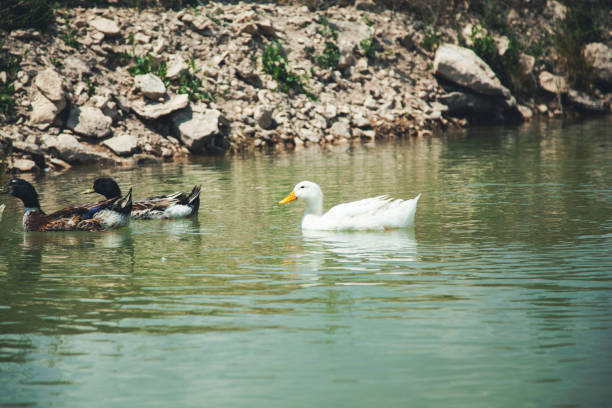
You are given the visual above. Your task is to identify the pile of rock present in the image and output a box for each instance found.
[0,0,610,173]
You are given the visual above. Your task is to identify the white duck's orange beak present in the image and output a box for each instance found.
[279,191,297,205]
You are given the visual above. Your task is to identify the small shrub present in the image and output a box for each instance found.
[422,24,440,52]
[305,17,340,70]
[359,35,384,60]
[263,39,314,99]
[553,3,601,90]
[0,41,22,122]
[128,54,167,82]
[61,17,81,49]
[177,58,214,103]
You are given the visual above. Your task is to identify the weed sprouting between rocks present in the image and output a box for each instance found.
[263,38,315,99]
[0,40,22,123]
[304,16,340,70]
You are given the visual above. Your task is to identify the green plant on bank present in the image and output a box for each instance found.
[553,3,601,90]
[0,40,22,122]
[363,13,373,28]
[0,140,13,180]
[304,16,340,70]
[61,16,81,49]
[177,57,214,103]
[263,38,315,99]
[127,54,167,82]
[422,24,440,52]
[360,35,384,60]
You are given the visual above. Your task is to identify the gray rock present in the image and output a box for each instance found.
[166,57,189,80]
[434,43,513,101]
[301,128,321,143]
[134,73,166,99]
[12,158,37,172]
[519,53,535,75]
[89,17,120,36]
[172,107,225,152]
[539,71,568,94]
[132,94,189,120]
[330,121,351,139]
[66,106,112,138]
[103,134,139,156]
[568,89,606,112]
[43,133,114,164]
[517,104,533,120]
[352,113,371,129]
[35,68,65,104]
[64,56,91,77]
[439,91,502,115]
[255,106,275,130]
[584,43,612,86]
[29,92,63,129]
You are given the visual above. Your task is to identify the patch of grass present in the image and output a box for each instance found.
[422,24,440,52]
[176,58,214,103]
[359,35,384,60]
[263,38,315,99]
[0,41,22,123]
[305,16,340,70]
[128,54,167,82]
[61,16,81,49]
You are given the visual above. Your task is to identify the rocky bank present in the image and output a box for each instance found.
[1,0,611,173]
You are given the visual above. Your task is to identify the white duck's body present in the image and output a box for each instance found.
[279,181,421,231]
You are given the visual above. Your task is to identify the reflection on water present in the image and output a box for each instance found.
[1,118,612,408]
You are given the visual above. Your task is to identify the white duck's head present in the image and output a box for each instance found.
[279,181,324,215]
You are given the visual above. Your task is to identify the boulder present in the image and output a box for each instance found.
[63,56,91,78]
[29,92,63,129]
[584,43,612,87]
[132,94,189,120]
[330,121,351,139]
[103,134,139,156]
[539,71,568,94]
[134,73,166,99]
[568,90,607,112]
[166,57,189,80]
[43,133,114,164]
[89,17,120,36]
[172,107,225,153]
[66,106,112,138]
[433,43,513,102]
[12,158,37,172]
[439,91,502,115]
[34,68,65,104]
[255,106,275,130]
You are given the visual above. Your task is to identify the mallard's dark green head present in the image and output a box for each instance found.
[6,178,41,209]
[93,178,122,199]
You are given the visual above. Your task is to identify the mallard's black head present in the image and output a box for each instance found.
[93,178,122,199]
[109,188,132,215]
[6,178,41,209]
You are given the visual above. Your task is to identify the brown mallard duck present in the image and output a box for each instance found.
[3,178,132,231]
[89,177,200,220]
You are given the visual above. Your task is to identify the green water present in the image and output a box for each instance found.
[1,118,611,407]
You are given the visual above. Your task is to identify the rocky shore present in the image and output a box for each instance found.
[1,0,611,173]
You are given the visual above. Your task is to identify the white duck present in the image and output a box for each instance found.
[278,181,421,231]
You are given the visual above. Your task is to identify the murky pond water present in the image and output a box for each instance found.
[1,118,611,407]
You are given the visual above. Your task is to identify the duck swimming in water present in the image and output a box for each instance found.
[279,181,421,231]
[88,177,200,220]
[4,178,132,231]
